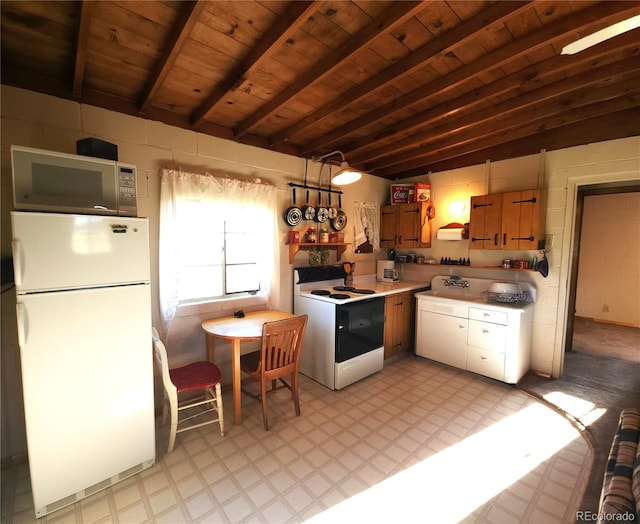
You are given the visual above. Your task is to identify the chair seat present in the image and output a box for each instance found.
[170,361,222,393]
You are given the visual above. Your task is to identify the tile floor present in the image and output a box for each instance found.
[2,355,592,523]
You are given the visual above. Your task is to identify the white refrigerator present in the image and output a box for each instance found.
[11,211,156,518]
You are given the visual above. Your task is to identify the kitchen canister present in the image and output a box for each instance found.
[306,228,317,243]
[319,228,329,243]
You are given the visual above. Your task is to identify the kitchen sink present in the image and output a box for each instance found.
[420,289,482,302]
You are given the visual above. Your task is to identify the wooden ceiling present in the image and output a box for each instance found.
[2,1,640,180]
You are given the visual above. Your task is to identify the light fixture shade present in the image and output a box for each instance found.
[561,14,640,55]
[331,161,362,185]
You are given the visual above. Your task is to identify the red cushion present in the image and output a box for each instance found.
[170,361,222,393]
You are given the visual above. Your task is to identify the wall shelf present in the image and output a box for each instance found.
[396,262,536,272]
[288,243,350,264]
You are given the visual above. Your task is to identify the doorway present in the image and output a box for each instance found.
[564,184,640,362]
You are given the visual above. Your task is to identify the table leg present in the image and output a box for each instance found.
[231,338,242,425]
[206,333,215,363]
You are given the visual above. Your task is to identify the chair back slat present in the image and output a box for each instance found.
[261,315,307,373]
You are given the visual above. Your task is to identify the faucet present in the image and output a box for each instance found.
[444,278,470,288]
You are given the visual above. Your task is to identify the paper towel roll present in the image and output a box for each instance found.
[437,228,464,241]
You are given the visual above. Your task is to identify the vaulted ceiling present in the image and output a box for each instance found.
[2,1,639,179]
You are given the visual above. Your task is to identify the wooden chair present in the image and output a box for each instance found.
[240,315,308,430]
[152,328,224,452]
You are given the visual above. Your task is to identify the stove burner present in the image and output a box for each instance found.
[333,286,355,291]
[329,293,351,299]
[353,289,375,294]
[310,289,331,296]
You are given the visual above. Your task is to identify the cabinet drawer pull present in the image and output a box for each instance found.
[482,329,489,334]
[494,233,498,246]
[481,356,488,361]
[459,325,465,329]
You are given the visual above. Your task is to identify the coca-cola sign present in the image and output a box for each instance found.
[390,184,412,204]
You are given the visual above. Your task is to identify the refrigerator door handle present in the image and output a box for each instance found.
[12,239,23,286]
[16,302,27,347]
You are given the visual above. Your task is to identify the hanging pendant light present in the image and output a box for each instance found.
[331,161,362,185]
[311,150,364,185]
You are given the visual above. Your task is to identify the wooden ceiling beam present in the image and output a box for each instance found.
[391,110,640,179]
[362,55,640,169]
[341,29,640,163]
[269,0,532,148]
[191,1,317,129]
[233,1,425,139]
[301,1,640,157]
[139,1,206,115]
[72,1,93,99]
[371,83,640,177]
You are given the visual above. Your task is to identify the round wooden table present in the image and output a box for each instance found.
[202,310,295,425]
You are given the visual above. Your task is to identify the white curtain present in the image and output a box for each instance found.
[354,201,380,252]
[159,167,279,334]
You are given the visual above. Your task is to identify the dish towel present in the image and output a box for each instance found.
[354,202,380,252]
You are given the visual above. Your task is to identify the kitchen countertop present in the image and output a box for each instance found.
[351,277,430,296]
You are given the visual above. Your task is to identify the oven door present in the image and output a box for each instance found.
[335,297,384,362]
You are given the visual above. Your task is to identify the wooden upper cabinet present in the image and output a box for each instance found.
[469,189,545,251]
[380,202,432,248]
[501,189,545,250]
[469,194,502,250]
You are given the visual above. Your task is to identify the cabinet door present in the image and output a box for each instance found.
[397,203,421,248]
[416,310,467,369]
[384,291,414,359]
[502,190,542,250]
[469,194,502,250]
[380,205,397,248]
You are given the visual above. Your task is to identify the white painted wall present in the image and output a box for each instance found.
[576,193,640,326]
[2,85,639,461]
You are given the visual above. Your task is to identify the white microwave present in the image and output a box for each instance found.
[11,145,137,217]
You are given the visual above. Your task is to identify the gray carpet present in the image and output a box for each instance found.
[519,351,640,515]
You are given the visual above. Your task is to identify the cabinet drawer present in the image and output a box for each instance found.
[467,347,505,382]
[468,320,507,352]
[469,307,508,325]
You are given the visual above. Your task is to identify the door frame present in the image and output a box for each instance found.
[557,177,640,377]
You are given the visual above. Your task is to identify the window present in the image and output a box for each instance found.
[159,168,279,331]
[177,213,260,303]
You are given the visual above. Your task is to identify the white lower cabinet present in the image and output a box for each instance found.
[415,295,532,384]
[416,310,467,369]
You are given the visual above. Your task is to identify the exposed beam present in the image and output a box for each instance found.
[233,1,425,139]
[191,1,317,129]
[363,56,640,169]
[139,1,206,115]
[333,29,640,162]
[301,1,640,157]
[390,110,640,179]
[72,1,93,99]
[372,83,640,177]
[268,1,532,147]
